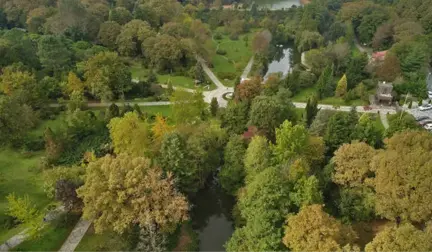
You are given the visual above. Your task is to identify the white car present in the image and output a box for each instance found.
[424,123,432,130]
[428,91,432,99]
[419,104,432,111]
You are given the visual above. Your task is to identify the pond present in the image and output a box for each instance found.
[254,0,300,10]
[264,43,300,81]
[191,175,235,251]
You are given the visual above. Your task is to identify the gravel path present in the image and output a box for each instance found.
[58,218,91,252]
[241,56,254,79]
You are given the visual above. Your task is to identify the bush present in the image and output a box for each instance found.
[216,72,237,80]
[22,135,45,152]
[214,32,222,40]
[216,49,227,55]
[343,89,358,103]
[229,32,239,40]
[2,215,20,230]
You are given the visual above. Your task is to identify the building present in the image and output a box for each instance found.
[376,82,393,105]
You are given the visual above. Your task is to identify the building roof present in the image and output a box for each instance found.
[372,51,388,61]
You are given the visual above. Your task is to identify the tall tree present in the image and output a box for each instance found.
[346,53,368,90]
[316,64,334,98]
[243,135,271,181]
[77,154,189,234]
[84,52,132,101]
[309,109,337,136]
[365,223,432,252]
[37,35,73,75]
[221,101,249,134]
[108,112,151,157]
[371,131,432,223]
[170,90,207,125]
[335,74,348,97]
[98,21,121,50]
[283,204,359,252]
[352,114,382,147]
[210,97,219,117]
[151,114,173,152]
[304,96,319,127]
[195,62,206,84]
[324,111,358,153]
[219,135,247,195]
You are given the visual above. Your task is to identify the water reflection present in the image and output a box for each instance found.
[254,0,300,10]
[191,176,235,251]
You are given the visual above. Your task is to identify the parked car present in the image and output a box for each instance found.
[419,119,432,126]
[416,116,430,122]
[424,123,432,130]
[419,104,432,111]
[428,91,432,99]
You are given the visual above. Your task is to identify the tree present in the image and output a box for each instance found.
[304,96,319,127]
[296,31,324,52]
[352,114,382,147]
[376,53,402,82]
[273,120,309,164]
[6,194,42,237]
[105,103,120,122]
[110,7,132,25]
[252,30,272,55]
[304,49,330,75]
[335,74,348,97]
[37,35,73,75]
[0,67,42,107]
[158,132,191,192]
[98,21,121,50]
[44,127,63,164]
[309,110,337,136]
[332,142,376,187]
[337,187,375,223]
[221,102,249,134]
[84,52,132,101]
[65,72,85,95]
[372,22,393,50]
[210,97,219,117]
[77,154,189,234]
[283,204,359,252]
[248,96,296,140]
[371,131,432,223]
[357,11,389,44]
[316,64,335,98]
[151,114,173,152]
[136,223,167,252]
[346,53,368,90]
[142,34,184,71]
[195,62,206,84]
[116,19,155,57]
[227,167,291,252]
[0,97,37,146]
[385,112,419,138]
[243,135,271,181]
[219,135,247,195]
[234,77,262,103]
[55,179,82,212]
[170,90,207,124]
[365,223,432,252]
[108,112,151,157]
[324,111,358,153]
[290,176,323,208]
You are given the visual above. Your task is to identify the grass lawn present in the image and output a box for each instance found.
[211,32,255,86]
[11,214,81,251]
[292,86,366,106]
[0,150,49,243]
[75,225,128,251]
[140,105,172,117]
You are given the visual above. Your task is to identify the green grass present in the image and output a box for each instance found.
[29,114,66,138]
[211,33,255,86]
[0,150,50,243]
[11,214,81,251]
[140,105,172,117]
[75,226,128,251]
[292,86,366,106]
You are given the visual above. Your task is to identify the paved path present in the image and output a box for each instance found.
[241,56,254,79]
[58,218,91,252]
[379,112,389,129]
[196,56,225,89]
[0,229,29,251]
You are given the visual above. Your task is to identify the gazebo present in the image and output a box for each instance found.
[376,82,393,105]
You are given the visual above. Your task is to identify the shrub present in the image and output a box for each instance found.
[216,49,227,55]
[214,32,223,40]
[216,72,237,80]
[229,32,239,40]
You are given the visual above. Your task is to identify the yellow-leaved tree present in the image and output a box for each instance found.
[108,112,151,157]
[151,114,173,152]
[335,74,347,97]
[77,154,189,234]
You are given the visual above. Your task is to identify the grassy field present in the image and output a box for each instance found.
[292,86,366,106]
[75,226,128,251]
[211,33,255,86]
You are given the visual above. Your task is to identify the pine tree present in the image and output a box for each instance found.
[105,103,120,122]
[316,64,334,99]
[335,74,348,97]
[304,96,320,127]
[210,97,219,116]
[44,127,63,164]
[195,62,206,84]
[166,80,174,96]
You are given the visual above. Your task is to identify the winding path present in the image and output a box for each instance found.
[241,56,254,80]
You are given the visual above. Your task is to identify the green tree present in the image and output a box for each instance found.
[290,175,323,208]
[337,187,375,223]
[346,53,369,90]
[335,74,348,97]
[316,64,335,98]
[170,90,207,125]
[37,35,73,75]
[6,194,42,237]
[365,223,432,252]
[227,167,291,252]
[371,131,432,223]
[84,52,132,101]
[243,135,271,181]
[142,34,184,71]
[324,111,358,152]
[195,62,206,84]
[108,112,151,157]
[219,135,247,195]
[110,7,132,25]
[248,95,296,140]
[105,103,120,122]
[283,204,359,252]
[304,96,319,127]
[98,21,122,50]
[385,112,419,138]
[116,19,155,56]
[273,120,309,164]
[353,114,382,147]
[309,109,337,136]
[77,154,189,234]
[332,142,376,187]
[44,127,63,164]
[210,97,219,117]
[221,102,249,134]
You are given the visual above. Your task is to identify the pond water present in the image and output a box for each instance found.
[264,43,301,80]
[254,0,301,10]
[191,175,235,251]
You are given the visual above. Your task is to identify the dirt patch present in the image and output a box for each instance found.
[353,219,391,249]
[173,225,193,251]
[300,0,311,4]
